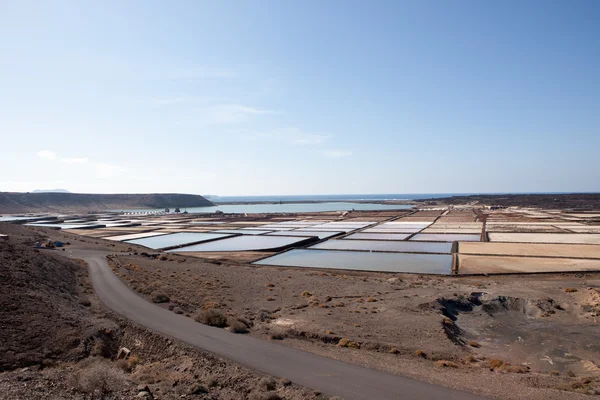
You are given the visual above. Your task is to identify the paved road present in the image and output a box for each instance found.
[74,250,486,400]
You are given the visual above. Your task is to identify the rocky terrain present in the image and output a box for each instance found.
[0,192,214,213]
[417,193,600,209]
[0,224,323,400]
[106,247,600,399]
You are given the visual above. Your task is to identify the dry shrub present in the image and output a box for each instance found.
[90,338,112,358]
[266,283,275,288]
[338,338,359,349]
[151,292,170,303]
[489,359,529,373]
[389,347,400,354]
[565,288,578,293]
[229,319,250,334]
[70,359,128,397]
[436,360,459,368]
[195,309,228,327]
[266,297,275,301]
[279,377,291,386]
[366,297,377,302]
[489,359,504,370]
[468,340,481,348]
[127,355,141,371]
[301,291,312,297]
[415,350,427,358]
[269,328,287,340]
[249,392,282,400]
[465,355,478,363]
[257,376,277,391]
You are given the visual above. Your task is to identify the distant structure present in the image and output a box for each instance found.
[165,207,170,213]
[174,207,181,213]
[485,205,506,210]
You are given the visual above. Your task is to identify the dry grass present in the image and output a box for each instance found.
[436,360,459,368]
[489,359,529,373]
[70,359,128,397]
[256,376,277,391]
[565,288,578,293]
[467,340,481,348]
[338,338,359,349]
[269,328,287,340]
[415,349,427,358]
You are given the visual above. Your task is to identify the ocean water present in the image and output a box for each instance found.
[118,202,412,214]
[208,193,461,203]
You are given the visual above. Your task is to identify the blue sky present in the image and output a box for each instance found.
[1,0,599,195]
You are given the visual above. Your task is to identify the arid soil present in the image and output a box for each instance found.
[417,193,600,210]
[0,223,326,400]
[105,248,600,399]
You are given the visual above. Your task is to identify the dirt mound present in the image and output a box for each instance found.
[0,191,214,213]
[0,238,112,371]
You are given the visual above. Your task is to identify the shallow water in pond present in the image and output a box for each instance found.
[254,249,453,274]
[311,239,452,253]
[125,232,232,249]
[169,235,313,252]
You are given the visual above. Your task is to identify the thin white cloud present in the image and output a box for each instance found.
[240,127,330,145]
[168,66,237,80]
[292,134,329,145]
[321,150,353,158]
[37,150,56,160]
[61,157,88,164]
[95,163,127,179]
[155,97,193,105]
[203,104,274,124]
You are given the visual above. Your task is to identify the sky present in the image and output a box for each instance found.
[1,0,599,196]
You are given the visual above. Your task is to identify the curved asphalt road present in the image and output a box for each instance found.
[74,250,486,400]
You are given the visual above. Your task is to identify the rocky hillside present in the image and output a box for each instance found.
[0,227,113,371]
[0,192,214,213]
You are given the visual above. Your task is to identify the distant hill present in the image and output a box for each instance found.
[0,192,214,213]
[32,189,71,193]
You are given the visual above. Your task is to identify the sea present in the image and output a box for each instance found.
[120,194,460,214]
[208,193,462,203]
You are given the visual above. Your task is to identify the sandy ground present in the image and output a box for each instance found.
[458,255,600,274]
[489,233,600,245]
[459,242,600,259]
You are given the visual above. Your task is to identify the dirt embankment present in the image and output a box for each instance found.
[0,192,214,213]
[0,224,322,400]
